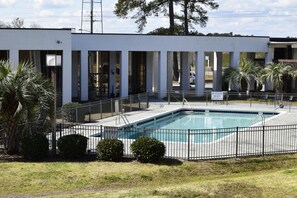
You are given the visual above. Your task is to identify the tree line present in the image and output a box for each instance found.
[0,18,41,28]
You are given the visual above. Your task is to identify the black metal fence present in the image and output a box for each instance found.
[54,123,297,160]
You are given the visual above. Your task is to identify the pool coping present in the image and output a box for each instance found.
[96,102,291,128]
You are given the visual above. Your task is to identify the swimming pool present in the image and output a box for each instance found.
[118,110,276,143]
[136,110,274,129]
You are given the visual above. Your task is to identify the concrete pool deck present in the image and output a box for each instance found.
[56,102,297,160]
[95,102,297,127]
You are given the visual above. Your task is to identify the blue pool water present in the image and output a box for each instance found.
[137,111,273,129]
[117,110,275,143]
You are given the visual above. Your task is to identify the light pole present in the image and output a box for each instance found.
[46,54,61,156]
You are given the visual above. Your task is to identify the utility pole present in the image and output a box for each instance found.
[81,0,103,33]
[90,0,94,33]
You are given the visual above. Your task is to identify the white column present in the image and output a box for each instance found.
[152,52,159,92]
[109,51,117,97]
[265,47,274,64]
[230,51,240,69]
[10,49,19,70]
[213,52,222,91]
[62,49,72,104]
[72,51,79,98]
[120,50,129,97]
[180,52,190,92]
[80,50,89,101]
[158,51,167,98]
[195,51,205,96]
[146,51,153,93]
[167,51,173,92]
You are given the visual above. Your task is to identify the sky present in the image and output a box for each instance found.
[0,0,297,37]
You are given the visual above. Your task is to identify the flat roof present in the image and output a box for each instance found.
[72,32,269,38]
[0,28,72,31]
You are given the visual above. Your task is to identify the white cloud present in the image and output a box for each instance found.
[31,0,76,8]
[0,0,296,37]
[0,0,15,6]
[39,10,54,17]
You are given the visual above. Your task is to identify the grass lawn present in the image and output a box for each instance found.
[1,154,297,197]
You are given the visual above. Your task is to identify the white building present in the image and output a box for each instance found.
[0,28,297,105]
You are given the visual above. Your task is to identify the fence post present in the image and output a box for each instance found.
[51,121,56,156]
[100,100,102,119]
[75,106,78,123]
[236,127,239,158]
[59,123,62,139]
[168,91,170,105]
[61,108,64,124]
[100,125,103,140]
[206,92,208,106]
[187,129,190,161]
[262,125,265,156]
[88,102,91,122]
[138,93,141,109]
[249,92,252,107]
[130,95,132,112]
[146,92,149,108]
[111,98,114,116]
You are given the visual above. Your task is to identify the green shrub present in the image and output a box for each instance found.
[57,134,88,159]
[21,133,49,161]
[130,136,165,163]
[96,139,124,161]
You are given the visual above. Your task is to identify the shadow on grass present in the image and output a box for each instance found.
[0,152,183,166]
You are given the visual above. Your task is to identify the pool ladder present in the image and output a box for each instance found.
[115,113,130,126]
[252,113,265,126]
[182,98,194,112]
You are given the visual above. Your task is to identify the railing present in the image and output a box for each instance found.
[54,90,297,125]
[115,113,130,126]
[52,123,297,160]
[182,97,193,111]
[165,90,296,109]
[1,122,297,160]
[57,92,149,124]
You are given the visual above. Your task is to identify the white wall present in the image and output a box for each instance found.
[0,29,73,104]
[0,29,273,103]
[72,34,270,53]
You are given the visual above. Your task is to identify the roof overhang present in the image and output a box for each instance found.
[269,42,297,48]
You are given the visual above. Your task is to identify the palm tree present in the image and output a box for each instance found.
[261,62,296,93]
[0,61,54,154]
[223,58,262,92]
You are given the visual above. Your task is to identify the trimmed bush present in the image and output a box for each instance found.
[57,134,88,159]
[21,133,49,161]
[131,136,166,163]
[96,139,124,161]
